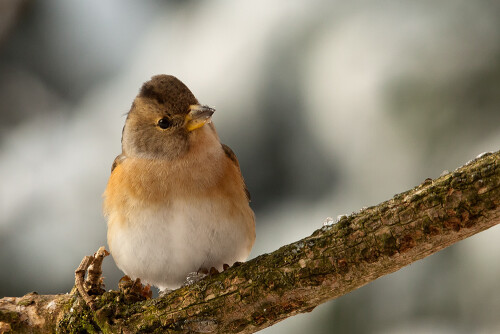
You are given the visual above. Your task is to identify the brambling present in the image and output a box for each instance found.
[103,75,255,291]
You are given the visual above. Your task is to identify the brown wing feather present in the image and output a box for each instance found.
[222,144,251,202]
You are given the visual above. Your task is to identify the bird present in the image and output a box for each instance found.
[103,75,255,291]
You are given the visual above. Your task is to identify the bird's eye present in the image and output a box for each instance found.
[157,117,172,129]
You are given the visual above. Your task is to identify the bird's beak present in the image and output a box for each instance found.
[185,104,215,132]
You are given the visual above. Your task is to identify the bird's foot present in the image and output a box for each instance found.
[198,266,220,276]
[74,246,110,310]
[118,275,152,301]
[222,261,242,271]
[232,261,243,268]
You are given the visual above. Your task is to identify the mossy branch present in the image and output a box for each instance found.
[1,151,499,333]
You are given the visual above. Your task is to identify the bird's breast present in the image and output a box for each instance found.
[104,158,255,288]
[103,153,255,267]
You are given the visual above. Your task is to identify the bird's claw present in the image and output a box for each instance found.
[74,246,109,310]
[118,275,152,301]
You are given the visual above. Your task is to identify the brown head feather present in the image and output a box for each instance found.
[138,75,198,115]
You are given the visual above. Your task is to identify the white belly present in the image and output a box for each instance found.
[107,198,252,290]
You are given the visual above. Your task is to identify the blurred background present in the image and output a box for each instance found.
[1,0,500,333]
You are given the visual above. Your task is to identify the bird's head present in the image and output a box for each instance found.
[122,75,216,159]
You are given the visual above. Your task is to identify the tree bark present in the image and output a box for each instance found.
[1,151,499,334]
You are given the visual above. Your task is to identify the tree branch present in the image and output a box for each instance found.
[1,151,499,333]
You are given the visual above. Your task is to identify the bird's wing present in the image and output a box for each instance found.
[222,144,251,202]
[110,154,126,173]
